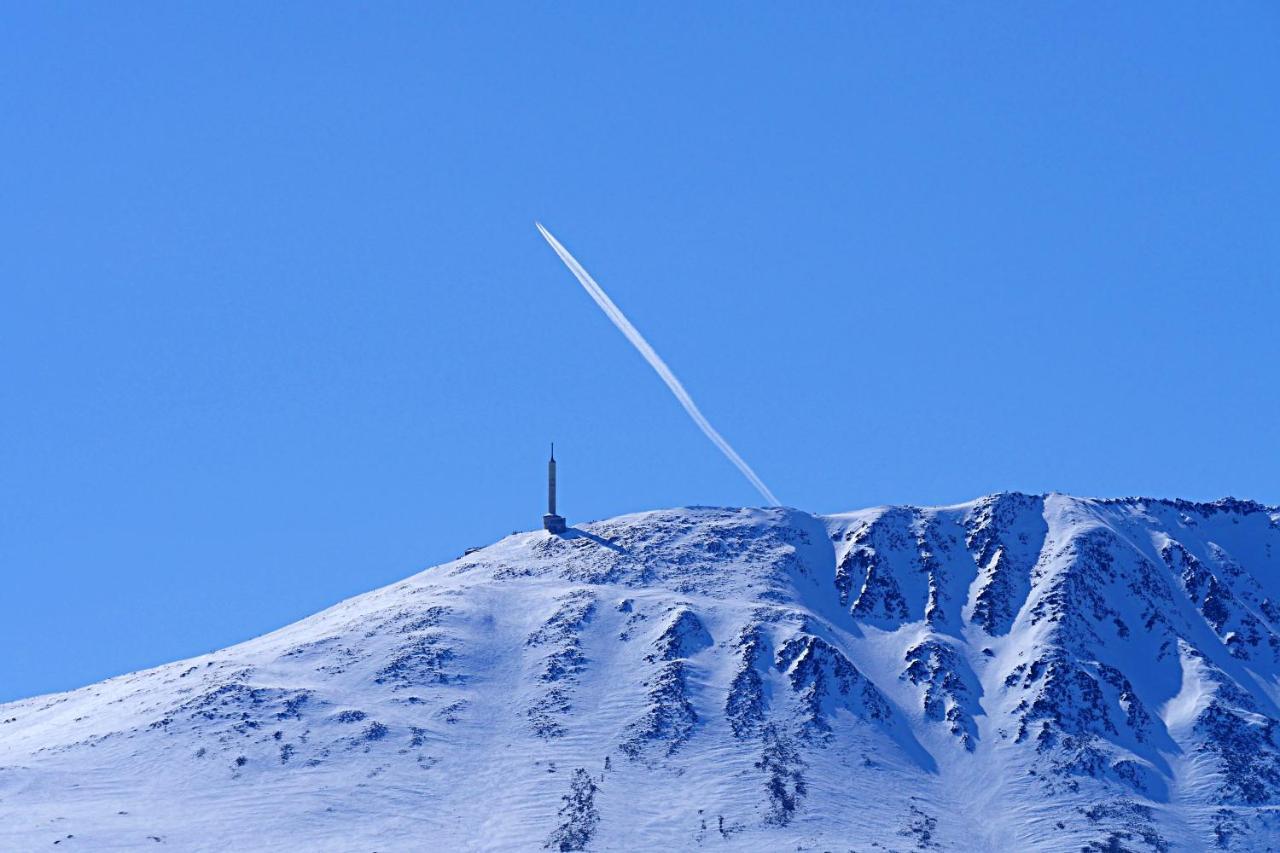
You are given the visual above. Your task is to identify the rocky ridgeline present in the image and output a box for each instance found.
[2,494,1279,850]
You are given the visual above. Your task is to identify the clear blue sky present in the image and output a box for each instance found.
[2,4,1277,702]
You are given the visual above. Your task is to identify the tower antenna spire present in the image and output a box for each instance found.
[543,443,566,535]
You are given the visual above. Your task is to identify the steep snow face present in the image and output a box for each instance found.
[3,497,1280,851]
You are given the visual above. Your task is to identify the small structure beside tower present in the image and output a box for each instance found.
[543,443,567,534]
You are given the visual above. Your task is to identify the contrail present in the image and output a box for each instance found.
[536,223,780,507]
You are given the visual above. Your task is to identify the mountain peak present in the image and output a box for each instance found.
[3,494,1279,849]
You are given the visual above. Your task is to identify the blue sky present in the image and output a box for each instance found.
[2,4,1277,702]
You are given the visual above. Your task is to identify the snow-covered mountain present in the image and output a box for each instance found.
[4,494,1280,851]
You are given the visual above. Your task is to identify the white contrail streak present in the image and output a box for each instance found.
[536,223,780,507]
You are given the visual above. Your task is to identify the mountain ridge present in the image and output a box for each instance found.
[3,493,1279,851]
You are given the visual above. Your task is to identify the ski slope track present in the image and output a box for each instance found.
[4,494,1280,851]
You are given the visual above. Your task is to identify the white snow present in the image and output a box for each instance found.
[2,495,1279,850]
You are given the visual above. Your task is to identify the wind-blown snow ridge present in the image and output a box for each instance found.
[3,493,1280,851]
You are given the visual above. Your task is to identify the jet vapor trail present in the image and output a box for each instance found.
[536,223,781,507]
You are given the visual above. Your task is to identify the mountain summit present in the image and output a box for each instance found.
[3,494,1279,850]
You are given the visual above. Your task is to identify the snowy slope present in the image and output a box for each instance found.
[3,494,1280,851]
